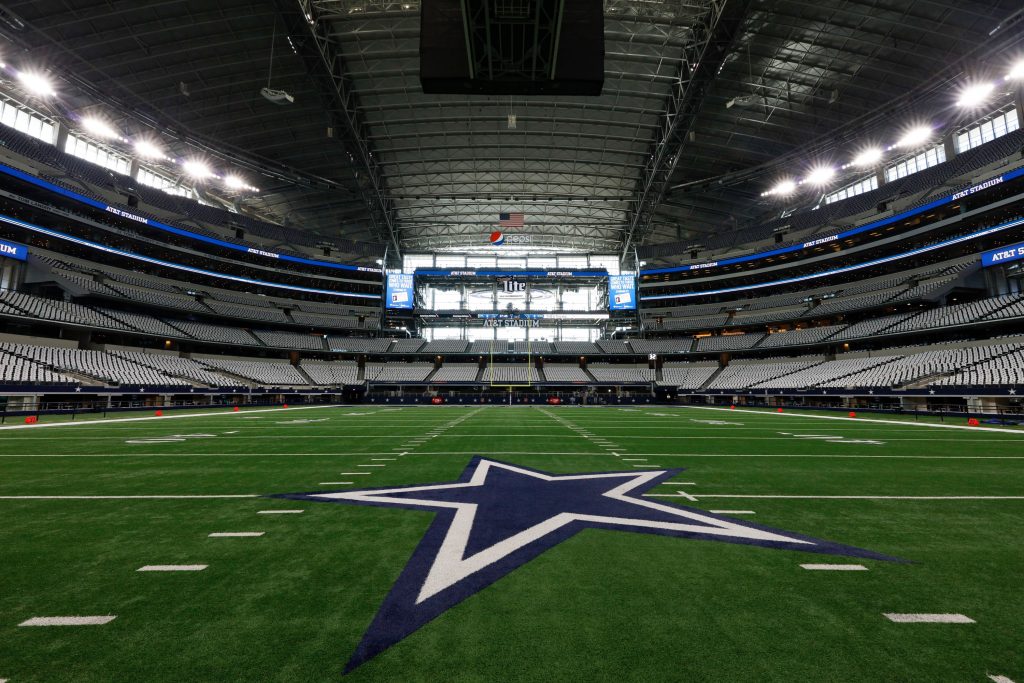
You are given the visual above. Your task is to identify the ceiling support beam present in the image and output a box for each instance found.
[621,0,754,260]
[277,0,401,258]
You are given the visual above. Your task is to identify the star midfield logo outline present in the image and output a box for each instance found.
[274,457,903,672]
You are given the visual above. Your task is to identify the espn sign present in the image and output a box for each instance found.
[0,239,27,261]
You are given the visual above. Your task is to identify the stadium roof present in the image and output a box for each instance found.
[4,0,1023,257]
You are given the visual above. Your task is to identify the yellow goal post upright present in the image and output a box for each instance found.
[488,338,534,397]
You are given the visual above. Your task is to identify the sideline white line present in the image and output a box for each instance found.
[709,510,756,515]
[19,616,115,626]
[0,404,347,431]
[319,482,353,485]
[800,564,868,571]
[257,509,303,514]
[339,472,373,475]
[0,494,259,499]
[883,613,974,623]
[208,532,264,537]
[677,490,698,502]
[988,675,1016,683]
[138,565,207,572]
[5,451,1023,459]
[685,405,1024,434]
[645,494,1024,500]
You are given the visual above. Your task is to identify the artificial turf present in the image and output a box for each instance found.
[0,404,1021,681]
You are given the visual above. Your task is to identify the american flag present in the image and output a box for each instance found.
[499,212,524,228]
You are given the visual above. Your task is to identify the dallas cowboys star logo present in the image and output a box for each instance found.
[274,458,902,672]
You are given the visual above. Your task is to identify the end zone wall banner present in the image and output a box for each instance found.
[0,238,28,261]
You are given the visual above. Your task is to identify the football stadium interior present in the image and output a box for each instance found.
[2,0,1024,680]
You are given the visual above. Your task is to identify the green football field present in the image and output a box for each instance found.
[1,404,1022,682]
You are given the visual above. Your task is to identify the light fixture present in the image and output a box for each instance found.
[895,126,931,148]
[1007,60,1024,80]
[224,175,246,189]
[17,70,54,97]
[134,139,163,159]
[81,116,117,139]
[767,179,797,196]
[804,166,836,186]
[956,81,995,108]
[183,160,212,179]
[850,147,883,167]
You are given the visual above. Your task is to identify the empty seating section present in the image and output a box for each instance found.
[50,270,121,296]
[205,299,289,323]
[541,364,591,382]
[110,351,245,386]
[0,346,77,384]
[107,283,210,313]
[105,271,182,293]
[514,340,551,354]
[587,364,655,383]
[660,314,729,331]
[205,290,279,308]
[820,345,1019,387]
[830,313,917,340]
[389,339,426,353]
[431,363,480,382]
[0,291,133,330]
[469,340,499,353]
[887,296,1022,333]
[289,311,362,329]
[659,363,718,389]
[96,308,184,337]
[326,336,392,353]
[198,358,307,385]
[753,357,898,389]
[729,308,808,326]
[694,333,764,352]
[706,359,824,390]
[252,330,326,350]
[889,276,958,303]
[759,325,845,348]
[553,341,599,355]
[300,361,360,385]
[983,297,1024,321]
[596,340,633,354]
[2,343,184,386]
[628,338,692,354]
[166,321,260,346]
[936,347,1024,386]
[804,292,899,317]
[484,364,538,383]
[365,362,433,382]
[422,339,470,354]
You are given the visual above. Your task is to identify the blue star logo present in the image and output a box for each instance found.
[275,458,902,672]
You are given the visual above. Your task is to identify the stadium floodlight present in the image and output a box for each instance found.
[895,125,931,148]
[1008,60,1024,80]
[183,160,212,179]
[134,139,163,159]
[765,179,796,196]
[81,116,117,139]
[850,147,883,167]
[17,70,54,97]
[224,175,246,189]
[956,81,995,108]
[804,166,836,186]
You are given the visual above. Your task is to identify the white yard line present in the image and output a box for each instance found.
[801,564,868,571]
[684,405,1024,434]
[208,532,264,538]
[0,404,346,431]
[5,452,1024,459]
[257,509,303,514]
[19,616,116,626]
[137,565,207,572]
[883,613,975,623]
[709,510,756,515]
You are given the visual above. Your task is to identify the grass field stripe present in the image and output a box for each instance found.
[0,404,348,431]
[372,458,397,461]
[800,564,868,571]
[680,495,1024,500]
[621,458,647,461]
[319,482,354,485]
[988,675,1016,683]
[10,452,1024,460]
[208,532,265,537]
[632,464,660,468]
[340,472,373,475]
[709,510,756,515]
[137,565,207,572]
[358,464,387,467]
[19,616,116,626]
[257,509,303,514]
[686,405,1024,434]
[883,613,975,623]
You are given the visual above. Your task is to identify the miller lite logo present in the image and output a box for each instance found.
[499,278,526,293]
